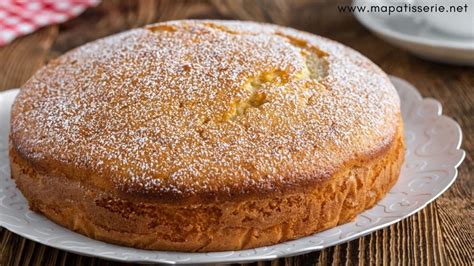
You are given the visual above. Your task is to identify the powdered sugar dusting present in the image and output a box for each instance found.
[11,20,400,201]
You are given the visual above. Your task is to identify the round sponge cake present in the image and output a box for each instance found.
[9,20,404,251]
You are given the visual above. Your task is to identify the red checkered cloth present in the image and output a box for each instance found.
[0,0,100,46]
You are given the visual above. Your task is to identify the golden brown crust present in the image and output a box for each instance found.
[10,122,404,251]
[10,20,401,204]
[9,20,405,251]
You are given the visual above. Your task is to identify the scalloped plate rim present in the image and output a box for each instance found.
[0,76,466,264]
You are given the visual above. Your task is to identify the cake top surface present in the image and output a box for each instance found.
[11,20,400,203]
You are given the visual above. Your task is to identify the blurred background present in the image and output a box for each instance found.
[1,0,473,89]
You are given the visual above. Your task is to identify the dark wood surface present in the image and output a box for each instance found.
[0,1,472,265]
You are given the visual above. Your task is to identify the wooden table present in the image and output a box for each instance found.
[0,1,472,265]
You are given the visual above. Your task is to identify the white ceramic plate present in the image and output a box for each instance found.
[353,0,474,66]
[0,76,465,264]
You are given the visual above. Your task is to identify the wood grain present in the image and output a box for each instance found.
[0,0,472,265]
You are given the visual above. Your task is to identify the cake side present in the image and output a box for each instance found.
[9,119,404,252]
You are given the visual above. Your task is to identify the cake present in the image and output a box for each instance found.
[9,20,404,251]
